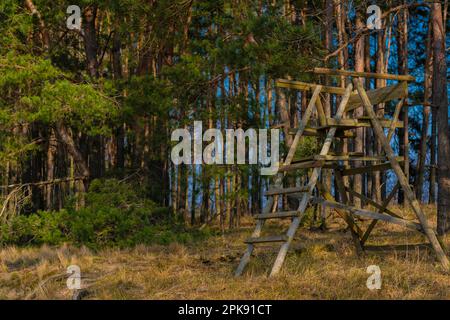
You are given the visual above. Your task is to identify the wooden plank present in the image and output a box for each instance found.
[387,98,405,142]
[278,161,323,172]
[245,236,288,244]
[319,200,424,232]
[334,170,364,254]
[265,186,309,197]
[360,183,400,245]
[289,127,356,138]
[317,182,364,238]
[346,82,408,111]
[236,82,322,276]
[270,84,354,277]
[340,161,404,176]
[314,155,404,162]
[353,78,450,269]
[315,96,327,126]
[276,79,347,95]
[345,187,401,219]
[255,212,299,220]
[320,118,404,129]
[294,153,381,164]
[235,176,280,276]
[313,68,416,82]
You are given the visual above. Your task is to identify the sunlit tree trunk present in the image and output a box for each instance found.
[431,2,450,235]
[417,19,433,202]
[396,4,409,205]
[353,14,365,208]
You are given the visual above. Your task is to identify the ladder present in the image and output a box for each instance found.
[235,83,354,277]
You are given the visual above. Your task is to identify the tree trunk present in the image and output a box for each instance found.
[431,3,450,235]
[46,129,57,210]
[353,14,365,208]
[375,24,387,203]
[417,19,433,202]
[83,6,99,78]
[397,4,409,205]
[24,0,50,50]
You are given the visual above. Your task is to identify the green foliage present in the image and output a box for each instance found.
[0,53,118,169]
[0,179,211,248]
[293,136,320,160]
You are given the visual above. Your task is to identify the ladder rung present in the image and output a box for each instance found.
[255,211,299,220]
[265,186,309,197]
[245,235,288,244]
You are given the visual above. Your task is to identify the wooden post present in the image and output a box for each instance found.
[334,170,363,254]
[360,183,400,245]
[354,78,450,270]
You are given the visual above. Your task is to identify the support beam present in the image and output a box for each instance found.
[313,67,416,82]
[318,200,424,233]
[276,79,347,95]
[360,183,400,245]
[334,170,364,254]
[318,182,363,237]
[345,186,401,219]
[321,118,404,129]
[346,82,408,111]
[353,78,450,270]
[340,161,404,176]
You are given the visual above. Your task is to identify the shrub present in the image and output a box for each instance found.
[0,179,211,248]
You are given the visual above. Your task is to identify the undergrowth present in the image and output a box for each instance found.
[0,179,212,248]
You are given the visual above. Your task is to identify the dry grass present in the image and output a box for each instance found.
[1,205,449,300]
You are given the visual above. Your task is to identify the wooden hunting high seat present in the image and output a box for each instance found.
[235,68,450,277]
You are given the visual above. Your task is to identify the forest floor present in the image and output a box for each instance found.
[1,205,450,300]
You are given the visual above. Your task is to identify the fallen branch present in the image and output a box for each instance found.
[0,177,88,190]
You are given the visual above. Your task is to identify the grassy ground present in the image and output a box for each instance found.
[1,205,449,300]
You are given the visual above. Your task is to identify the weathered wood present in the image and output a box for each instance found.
[346,82,408,111]
[334,170,364,254]
[265,187,309,197]
[318,182,364,237]
[315,97,327,126]
[276,78,409,112]
[245,235,288,244]
[319,200,424,232]
[270,84,354,277]
[284,86,322,165]
[354,78,450,269]
[293,154,404,164]
[345,186,401,219]
[313,67,416,82]
[289,128,356,138]
[236,84,321,276]
[235,172,284,276]
[314,155,404,162]
[320,118,404,129]
[387,98,405,142]
[340,161,404,176]
[276,79,347,95]
[278,161,323,172]
[360,184,400,245]
[255,212,299,220]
